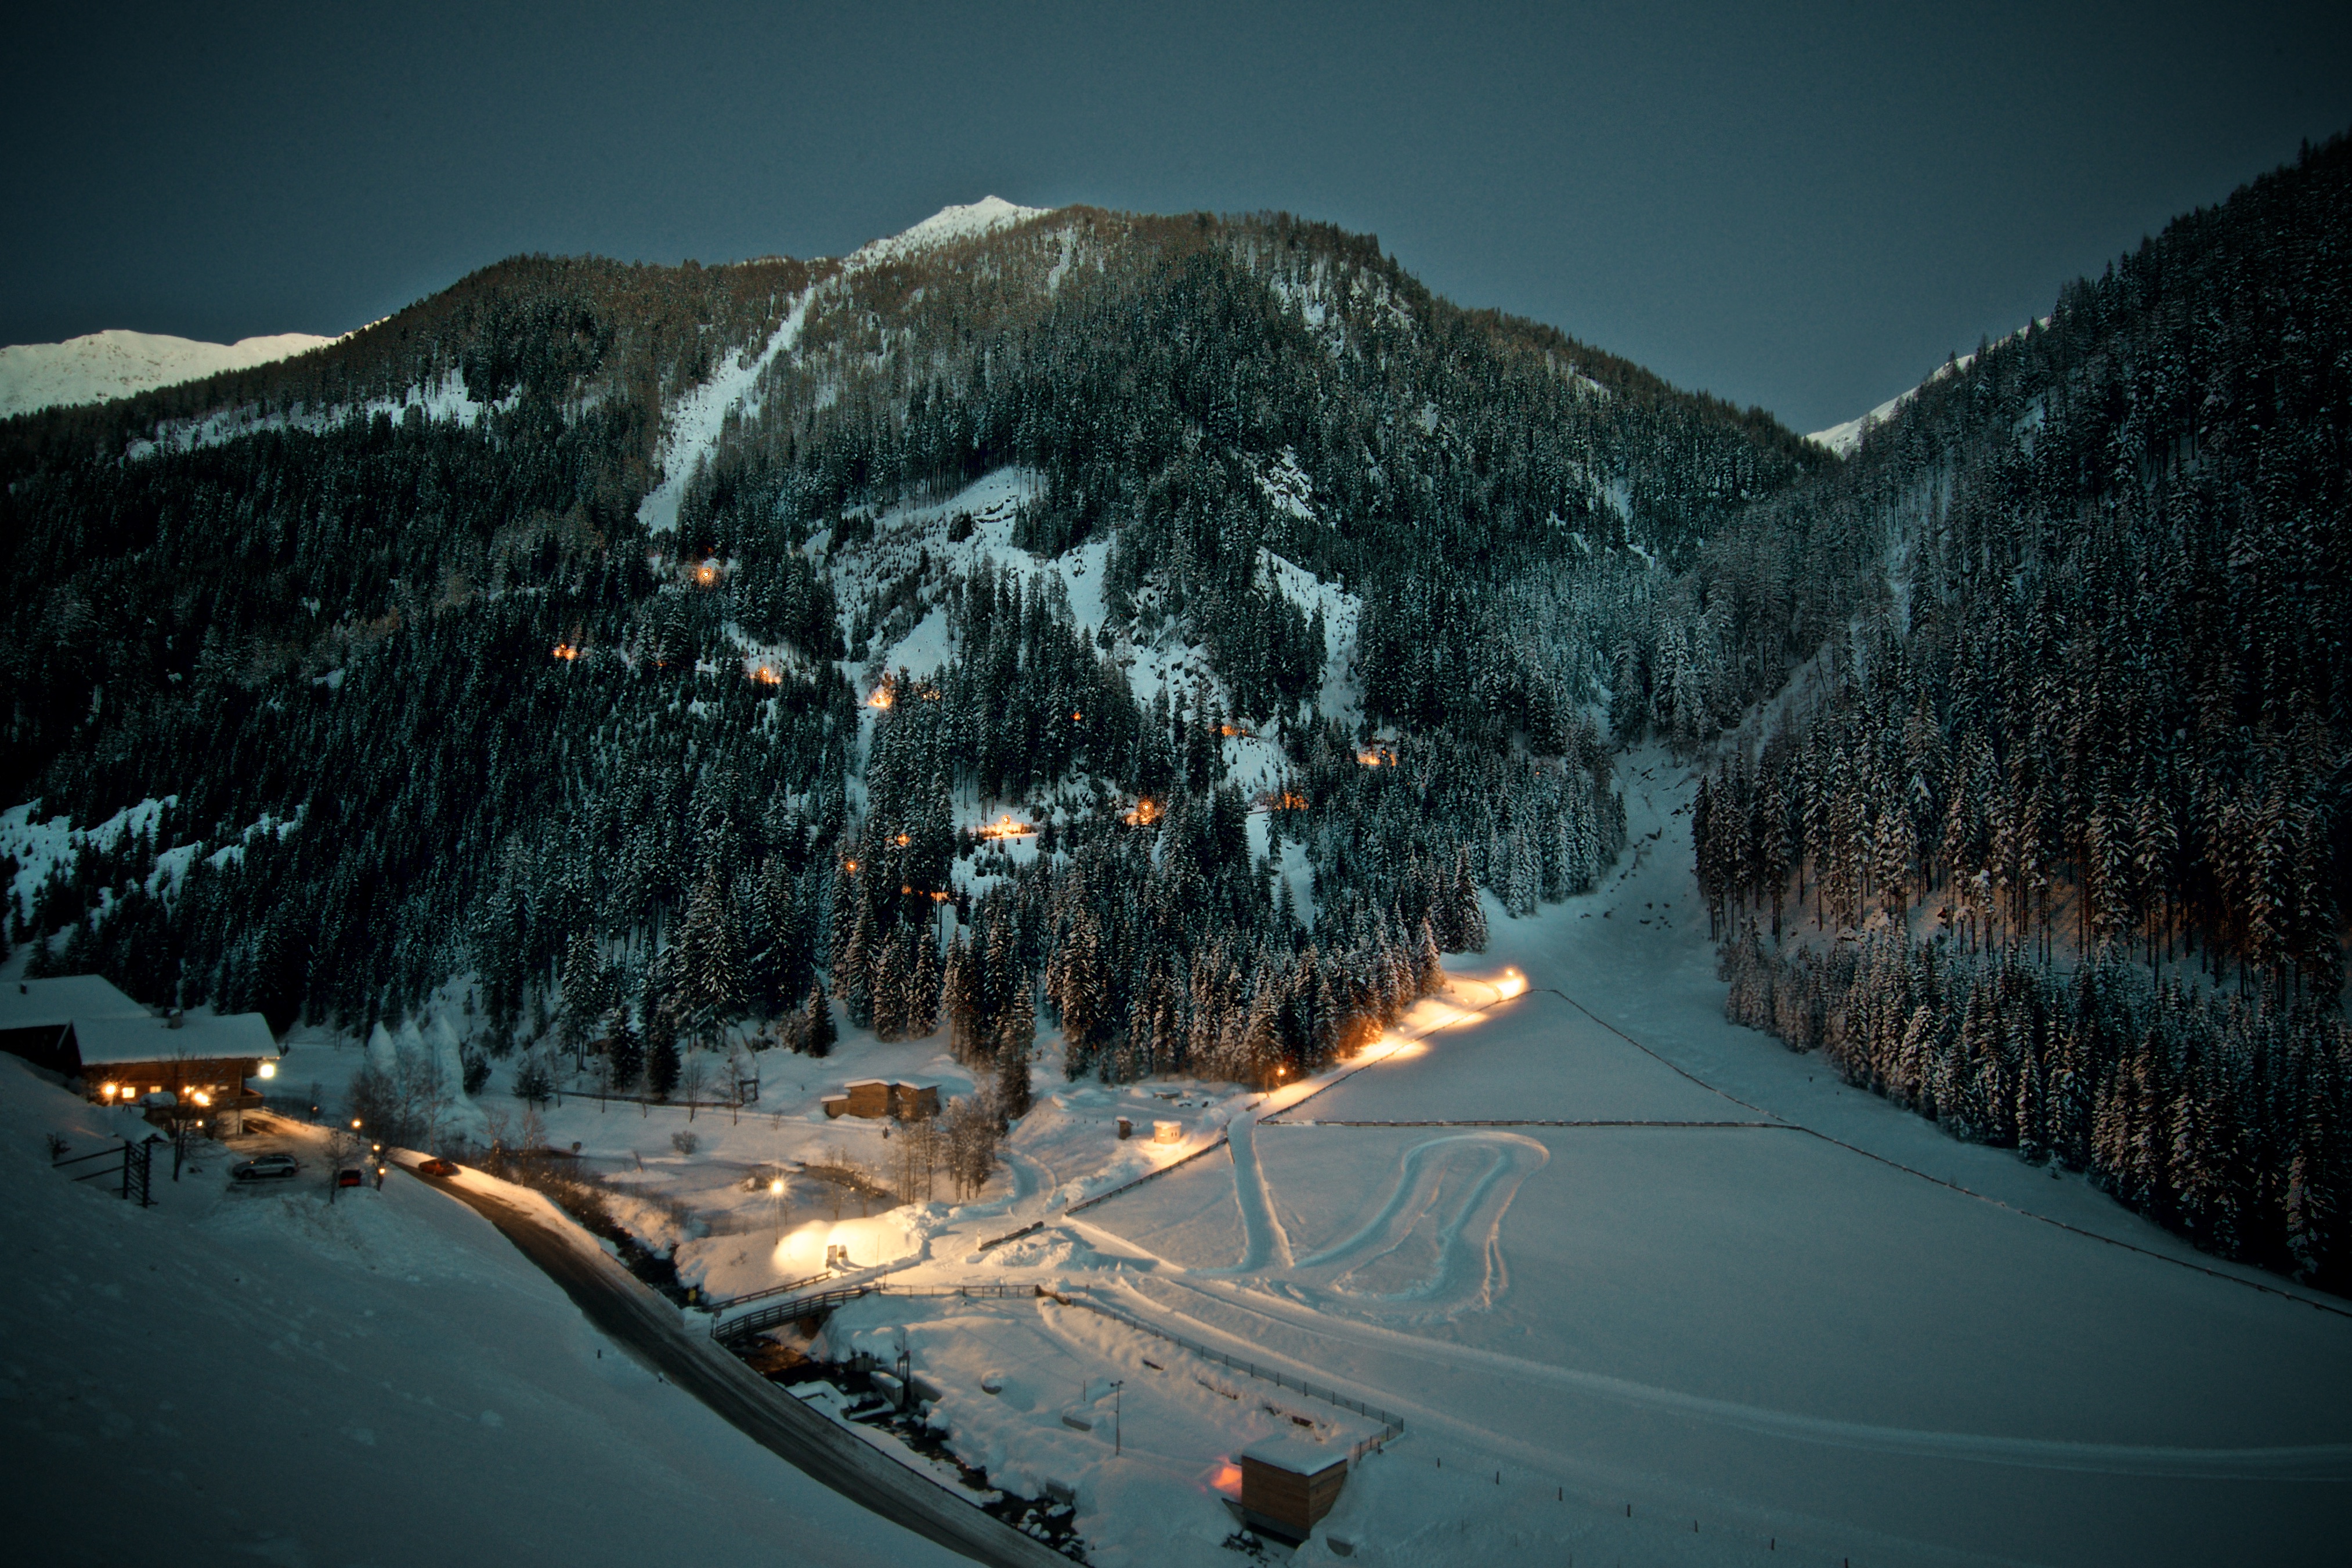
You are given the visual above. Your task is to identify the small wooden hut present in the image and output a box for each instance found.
[1237,1434,1349,1541]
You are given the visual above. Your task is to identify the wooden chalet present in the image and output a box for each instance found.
[0,976,277,1133]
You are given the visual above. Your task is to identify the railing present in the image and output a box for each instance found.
[701,1269,834,1314]
[710,1275,1406,1456]
[1063,1135,1232,1216]
[712,1280,1043,1343]
[52,1137,153,1206]
[1058,1292,1406,1454]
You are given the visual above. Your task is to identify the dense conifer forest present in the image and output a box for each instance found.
[1696,136,2352,1289]
[1,204,1762,1113]
[3,140,2346,1291]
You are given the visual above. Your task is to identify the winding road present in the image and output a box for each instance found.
[408,1165,1068,1568]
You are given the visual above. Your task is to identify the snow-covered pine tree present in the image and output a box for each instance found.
[603,1002,642,1091]
[645,1002,682,1099]
[804,981,836,1058]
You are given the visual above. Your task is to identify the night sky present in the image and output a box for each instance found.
[6,1,2346,433]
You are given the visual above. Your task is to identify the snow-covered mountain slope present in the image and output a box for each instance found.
[1806,319,2047,457]
[849,196,1050,271]
[0,1054,963,1567]
[0,328,335,420]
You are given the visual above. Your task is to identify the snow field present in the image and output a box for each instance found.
[1288,985,1753,1125]
[0,328,337,419]
[0,1057,963,1567]
[846,197,1052,273]
[812,1288,1386,1567]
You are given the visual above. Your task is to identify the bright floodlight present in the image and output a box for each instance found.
[769,1177,785,1194]
[258,1061,277,1079]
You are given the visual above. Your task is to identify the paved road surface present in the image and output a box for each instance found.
[410,1165,1068,1568]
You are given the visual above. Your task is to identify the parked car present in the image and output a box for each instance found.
[415,1158,460,1177]
[334,1168,364,1188]
[231,1153,301,1182]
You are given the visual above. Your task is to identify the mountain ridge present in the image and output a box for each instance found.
[0,327,339,420]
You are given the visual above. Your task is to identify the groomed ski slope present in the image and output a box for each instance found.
[0,1058,964,1568]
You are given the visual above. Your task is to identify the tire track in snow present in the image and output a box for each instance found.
[1124,1274,2352,1480]
[1287,1132,1548,1310]
[1214,1112,1292,1274]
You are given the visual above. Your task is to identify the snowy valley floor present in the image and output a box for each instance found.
[18,750,2351,1567]
[825,752,2352,1568]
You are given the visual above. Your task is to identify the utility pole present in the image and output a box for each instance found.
[1111,1379,1125,1457]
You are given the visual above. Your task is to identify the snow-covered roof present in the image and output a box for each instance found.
[73,1009,274,1066]
[0,976,271,1065]
[1240,1433,1347,1473]
[0,975,142,1030]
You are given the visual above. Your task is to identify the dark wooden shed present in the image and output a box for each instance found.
[1237,1434,1348,1541]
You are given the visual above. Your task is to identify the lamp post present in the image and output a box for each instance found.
[1111,1379,1125,1457]
[769,1176,786,1241]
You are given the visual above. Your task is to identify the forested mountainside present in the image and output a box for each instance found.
[10,143,2343,1292]
[0,207,1816,1105]
[1696,135,2352,1289]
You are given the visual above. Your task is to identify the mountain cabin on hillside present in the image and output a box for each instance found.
[0,976,277,1133]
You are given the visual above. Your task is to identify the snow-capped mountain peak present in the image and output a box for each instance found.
[0,327,337,420]
[848,196,1050,270]
[1807,318,2046,457]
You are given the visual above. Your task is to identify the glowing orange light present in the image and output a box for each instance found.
[751,664,781,685]
[977,813,1034,839]
[1123,797,1161,826]
[901,884,913,895]
[1071,710,1082,722]
[1269,790,1308,810]
[894,833,911,846]
[843,859,859,873]
[552,644,579,662]
[929,891,950,902]
[102,1082,118,1099]
[1210,1462,1243,1494]
[1356,747,1392,767]
[867,688,894,709]
[693,562,718,587]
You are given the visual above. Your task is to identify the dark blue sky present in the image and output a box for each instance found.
[5,1,2346,433]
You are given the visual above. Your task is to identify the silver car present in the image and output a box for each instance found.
[231,1152,301,1182]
